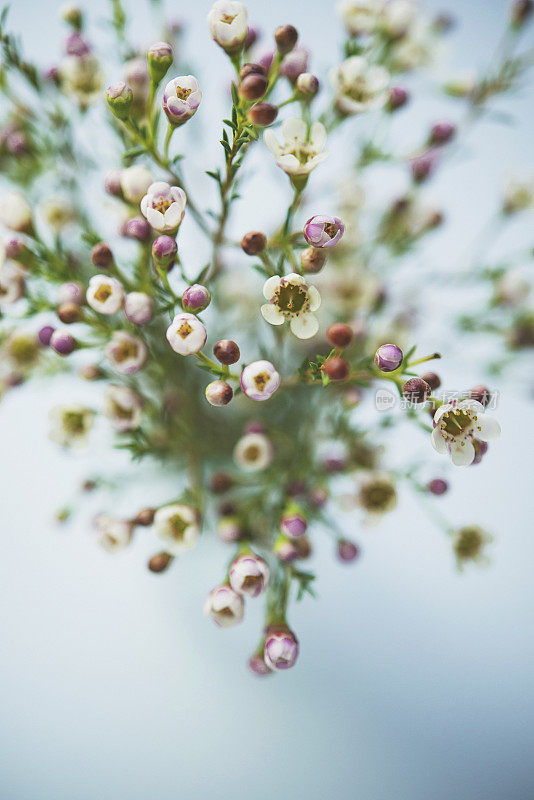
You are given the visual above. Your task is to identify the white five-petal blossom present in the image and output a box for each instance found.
[86,275,124,315]
[264,118,328,178]
[121,165,153,204]
[166,312,207,355]
[0,191,32,232]
[154,504,200,555]
[331,56,389,115]
[94,515,133,553]
[431,399,501,467]
[49,405,94,449]
[163,76,202,126]
[105,331,148,374]
[233,432,274,472]
[103,385,143,432]
[261,272,321,339]
[207,1,247,53]
[337,0,382,36]
[204,584,244,628]
[140,181,187,233]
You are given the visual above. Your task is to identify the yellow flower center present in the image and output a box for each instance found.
[176,86,192,100]
[94,284,112,303]
[115,340,139,362]
[153,197,173,214]
[253,371,270,391]
[221,12,238,23]
[178,321,194,339]
[323,222,338,239]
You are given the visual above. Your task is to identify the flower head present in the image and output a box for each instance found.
[121,165,153,204]
[431,399,501,466]
[94,515,133,553]
[337,0,381,36]
[264,118,328,178]
[124,291,154,325]
[374,343,403,372]
[453,525,493,570]
[207,1,248,54]
[229,553,270,598]
[261,273,321,339]
[105,331,148,374]
[86,275,124,315]
[166,312,207,355]
[0,261,25,307]
[331,56,389,115]
[303,215,345,248]
[49,405,94,448]
[154,503,200,555]
[163,76,202,127]
[233,432,273,471]
[0,192,32,232]
[240,360,280,401]
[264,626,299,671]
[204,584,244,628]
[358,472,397,522]
[103,385,143,432]
[140,181,186,233]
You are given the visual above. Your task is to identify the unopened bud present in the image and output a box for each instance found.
[239,62,265,80]
[239,72,268,100]
[248,102,278,127]
[147,41,173,84]
[61,3,83,30]
[375,343,403,372]
[511,0,533,27]
[296,72,319,96]
[427,478,448,496]
[326,323,353,348]
[182,283,211,313]
[91,242,113,269]
[106,82,133,121]
[387,86,409,111]
[213,339,240,365]
[134,508,156,526]
[300,246,327,274]
[57,301,84,324]
[241,230,266,255]
[469,384,491,407]
[148,552,174,573]
[205,380,233,406]
[402,377,430,403]
[421,371,441,391]
[429,120,456,145]
[274,24,298,54]
[323,356,349,382]
[152,235,178,270]
[337,539,360,562]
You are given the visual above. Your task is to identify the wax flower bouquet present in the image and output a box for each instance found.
[0,0,532,675]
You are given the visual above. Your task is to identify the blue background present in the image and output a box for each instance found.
[1,1,533,798]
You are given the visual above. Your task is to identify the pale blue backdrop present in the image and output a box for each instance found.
[1,1,533,799]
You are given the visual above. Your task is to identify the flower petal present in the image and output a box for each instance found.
[276,154,301,174]
[309,122,326,152]
[475,415,501,442]
[261,303,285,325]
[451,441,475,466]
[146,206,165,230]
[431,426,448,454]
[290,313,319,339]
[281,117,307,144]
[307,285,321,311]
[263,129,281,156]
[263,275,281,300]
